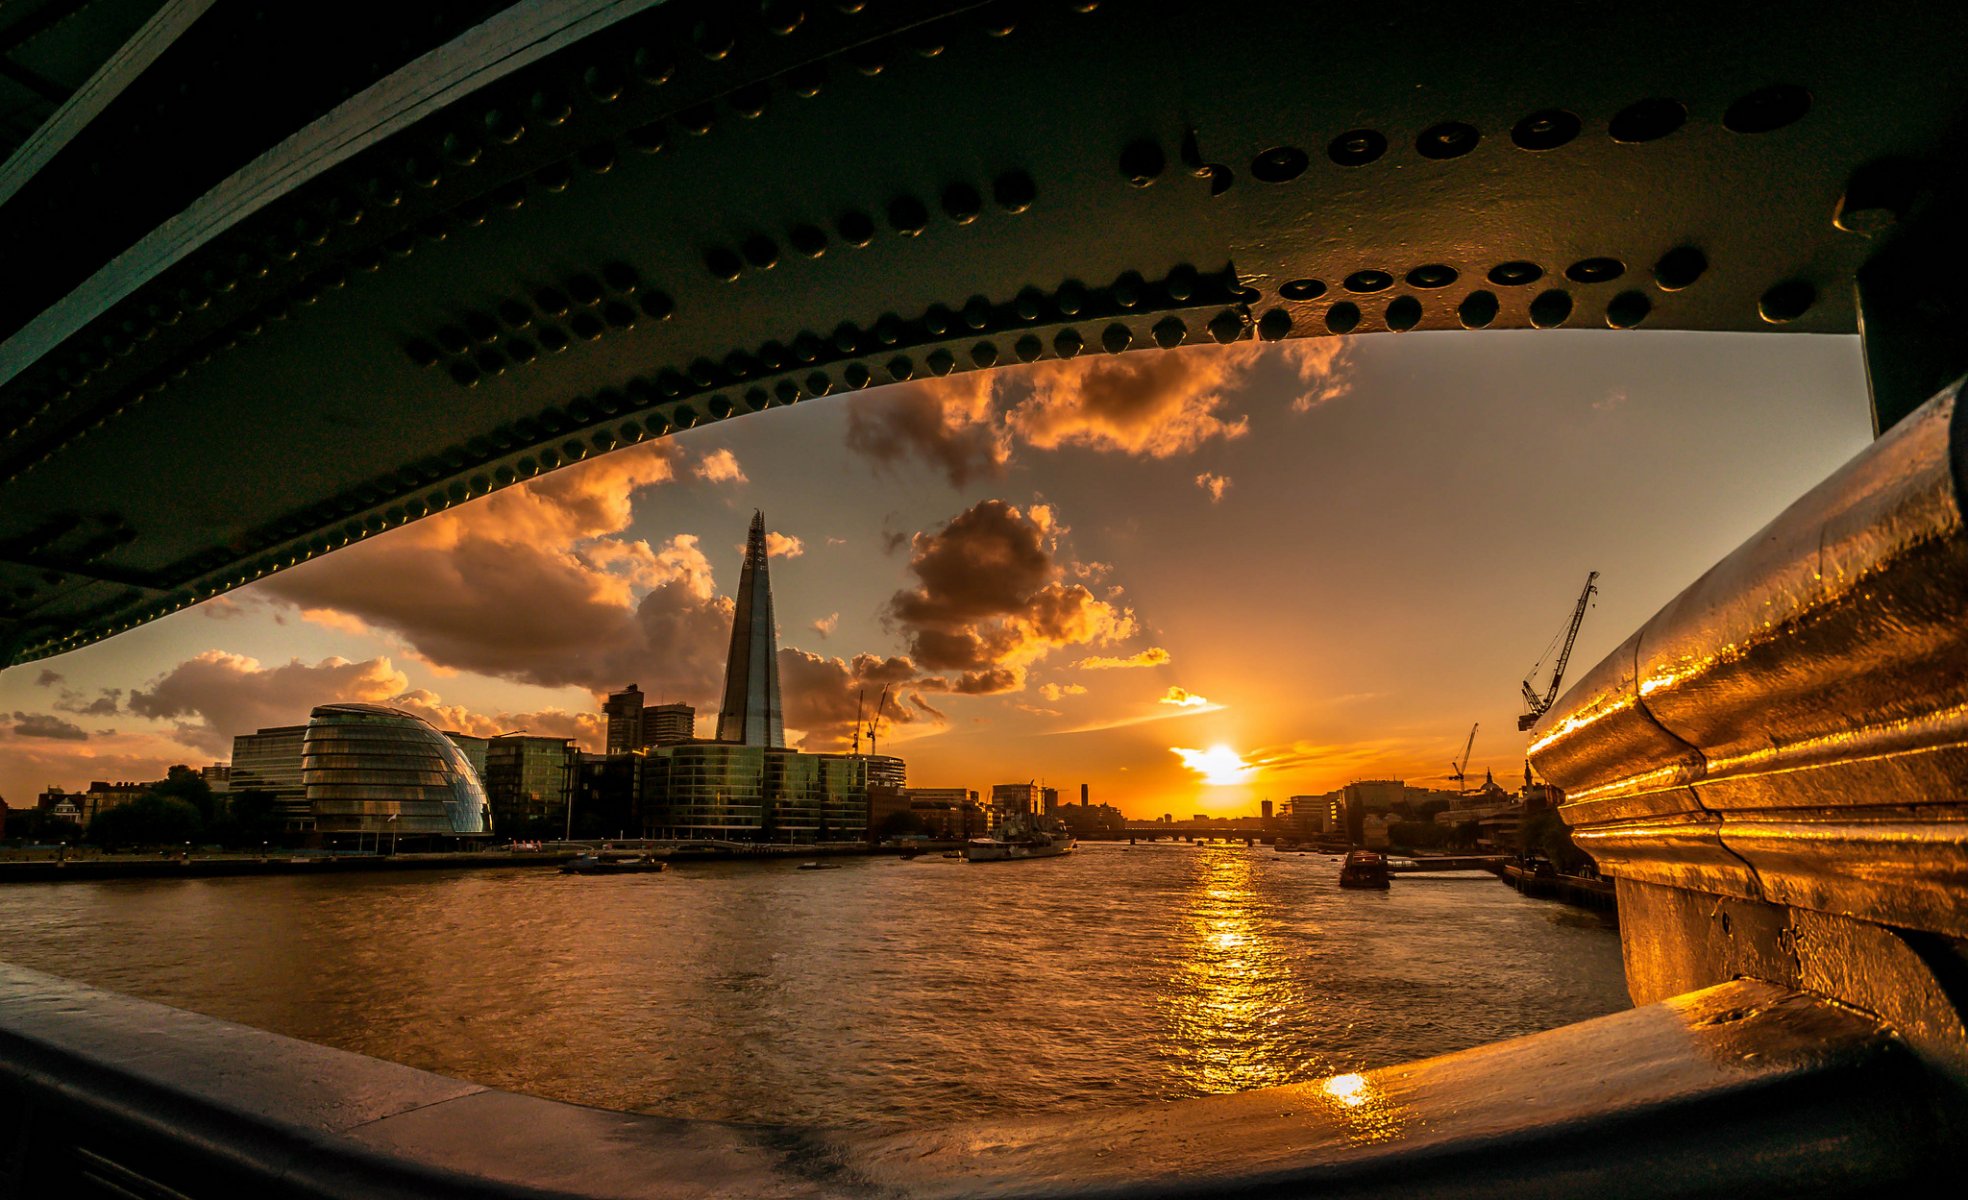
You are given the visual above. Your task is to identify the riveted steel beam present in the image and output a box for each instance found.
[3,0,1968,664]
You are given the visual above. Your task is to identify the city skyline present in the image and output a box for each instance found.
[0,333,1870,816]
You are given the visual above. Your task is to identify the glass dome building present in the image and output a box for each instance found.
[302,703,492,839]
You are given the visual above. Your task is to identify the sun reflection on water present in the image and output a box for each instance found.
[1161,847,1303,1095]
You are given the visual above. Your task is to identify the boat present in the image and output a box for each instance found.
[560,854,667,875]
[963,814,1076,863]
[1338,849,1391,890]
[797,861,842,871]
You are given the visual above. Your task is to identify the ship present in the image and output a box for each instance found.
[1338,849,1391,889]
[964,814,1077,863]
[560,854,668,875]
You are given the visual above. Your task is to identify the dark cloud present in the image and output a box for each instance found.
[884,500,1135,694]
[777,649,944,751]
[845,376,1008,488]
[12,712,88,741]
[127,653,411,753]
[54,688,122,717]
[34,670,61,687]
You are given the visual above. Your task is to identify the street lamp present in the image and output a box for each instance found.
[387,812,398,855]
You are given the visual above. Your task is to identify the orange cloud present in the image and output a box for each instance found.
[765,531,804,558]
[1160,686,1211,708]
[1075,647,1172,670]
[1195,473,1230,502]
[694,447,748,483]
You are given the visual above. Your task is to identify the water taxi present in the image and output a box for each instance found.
[1338,850,1391,890]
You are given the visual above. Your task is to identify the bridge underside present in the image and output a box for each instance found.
[4,0,1968,664]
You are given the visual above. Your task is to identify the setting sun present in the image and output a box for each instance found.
[1172,745,1257,786]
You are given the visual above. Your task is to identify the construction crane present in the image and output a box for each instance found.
[1448,723,1478,793]
[1518,571,1600,731]
[865,685,890,756]
[851,689,865,756]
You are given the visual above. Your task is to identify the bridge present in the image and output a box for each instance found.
[2,1,1966,1195]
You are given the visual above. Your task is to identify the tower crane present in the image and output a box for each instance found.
[1518,571,1600,731]
[851,689,865,756]
[1449,722,1478,793]
[866,685,890,756]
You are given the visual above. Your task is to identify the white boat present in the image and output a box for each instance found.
[963,815,1076,863]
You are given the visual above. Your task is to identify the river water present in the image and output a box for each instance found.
[0,842,1625,1128]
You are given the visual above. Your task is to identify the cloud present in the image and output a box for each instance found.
[1075,647,1172,670]
[250,444,738,706]
[1039,682,1087,701]
[777,649,945,752]
[846,343,1357,483]
[811,612,839,639]
[12,712,89,741]
[34,670,61,687]
[765,531,804,559]
[845,374,1009,487]
[1195,472,1230,502]
[53,688,122,717]
[1159,686,1211,708]
[886,499,1135,694]
[126,652,411,753]
[825,536,848,547]
[694,447,747,483]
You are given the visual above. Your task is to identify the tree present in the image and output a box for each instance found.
[88,795,204,851]
[150,765,217,827]
[1520,809,1592,873]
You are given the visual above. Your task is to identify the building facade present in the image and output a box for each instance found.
[642,744,870,843]
[989,782,1042,827]
[301,703,492,841]
[645,703,695,745]
[230,724,309,829]
[715,512,785,747]
[483,735,575,836]
[604,684,645,755]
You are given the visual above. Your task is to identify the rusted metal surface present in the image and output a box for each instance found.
[1532,378,1968,940]
[5,0,1968,663]
[0,963,1949,1198]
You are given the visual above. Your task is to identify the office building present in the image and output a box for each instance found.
[484,735,576,836]
[1041,786,1059,815]
[230,724,309,828]
[1260,799,1273,820]
[990,782,1042,826]
[604,684,646,755]
[646,702,695,745]
[862,754,905,791]
[571,751,642,840]
[643,744,868,842]
[302,703,491,842]
[715,511,785,747]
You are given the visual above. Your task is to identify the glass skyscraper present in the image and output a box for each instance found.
[715,511,785,747]
[302,703,491,839]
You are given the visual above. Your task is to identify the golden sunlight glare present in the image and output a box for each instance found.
[1171,744,1256,785]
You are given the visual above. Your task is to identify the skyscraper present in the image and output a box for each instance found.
[716,512,785,747]
[604,684,645,754]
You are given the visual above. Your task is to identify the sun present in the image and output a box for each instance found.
[1171,744,1256,786]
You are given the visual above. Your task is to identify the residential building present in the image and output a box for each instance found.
[646,702,695,745]
[716,511,785,747]
[861,754,905,790]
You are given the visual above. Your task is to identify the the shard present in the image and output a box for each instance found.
[715,511,785,747]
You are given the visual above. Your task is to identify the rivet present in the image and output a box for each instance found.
[405,339,440,366]
[534,161,573,192]
[925,304,954,335]
[845,364,873,389]
[743,235,780,269]
[1102,323,1133,353]
[1151,317,1186,348]
[1344,269,1393,293]
[1386,296,1422,331]
[688,358,719,386]
[1166,265,1198,302]
[1605,291,1651,328]
[1250,146,1308,183]
[484,108,524,144]
[679,104,715,135]
[1416,121,1479,160]
[603,263,640,293]
[847,43,886,75]
[530,87,572,125]
[1016,288,1045,321]
[570,313,604,340]
[1725,84,1810,134]
[763,0,805,35]
[1056,281,1086,315]
[436,325,470,354]
[1405,265,1457,289]
[603,301,637,329]
[401,155,441,189]
[941,182,982,224]
[1207,310,1245,343]
[583,64,623,102]
[927,349,956,375]
[449,362,481,387]
[476,349,507,374]
[776,381,803,405]
[466,313,500,343]
[807,371,833,395]
[1121,139,1165,187]
[790,224,828,256]
[963,295,993,328]
[1609,98,1686,143]
[786,62,827,97]
[628,121,668,154]
[1529,289,1574,327]
[1055,328,1085,357]
[888,196,929,235]
[993,170,1037,212]
[837,211,876,246]
[1112,271,1144,308]
[568,273,605,305]
[834,322,862,353]
[1565,257,1625,284]
[1279,279,1326,301]
[694,16,736,59]
[1487,261,1543,287]
[1328,129,1387,166]
[794,332,824,361]
[507,337,539,364]
[635,291,673,322]
[1015,334,1043,362]
[724,350,755,378]
[659,369,687,396]
[1758,280,1816,323]
[441,132,482,166]
[1652,246,1707,291]
[578,145,617,174]
[632,46,676,86]
[534,286,571,316]
[971,341,999,367]
[540,326,571,353]
[1257,309,1292,341]
[1511,110,1580,152]
[490,181,527,210]
[888,355,915,380]
[729,84,770,119]
[875,313,903,345]
[1326,302,1361,334]
[706,248,743,280]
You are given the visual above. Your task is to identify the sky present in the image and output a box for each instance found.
[0,331,1871,818]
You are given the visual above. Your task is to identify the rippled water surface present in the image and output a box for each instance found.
[0,843,1625,1126]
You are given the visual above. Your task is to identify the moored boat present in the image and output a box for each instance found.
[561,854,667,875]
[964,815,1076,863]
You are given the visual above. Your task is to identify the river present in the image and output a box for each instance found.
[0,842,1625,1128]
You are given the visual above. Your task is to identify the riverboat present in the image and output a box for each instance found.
[964,815,1076,863]
[1338,850,1391,890]
[796,861,842,871]
[560,854,667,875]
